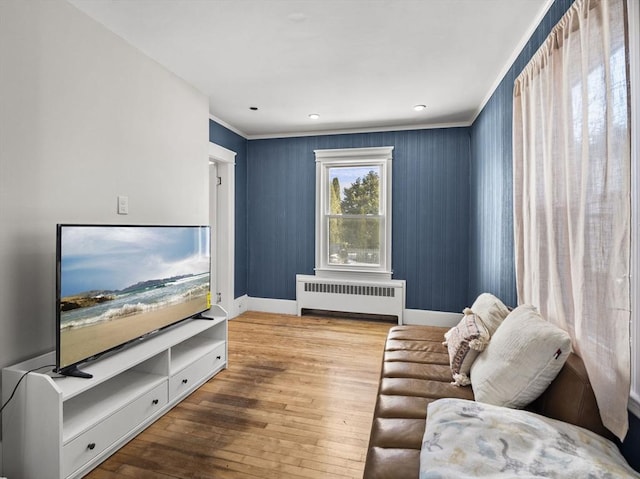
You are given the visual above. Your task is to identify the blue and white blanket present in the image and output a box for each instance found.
[420,398,639,478]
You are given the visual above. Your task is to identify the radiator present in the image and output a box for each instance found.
[296,274,405,324]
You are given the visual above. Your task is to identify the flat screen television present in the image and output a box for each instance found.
[56,224,211,378]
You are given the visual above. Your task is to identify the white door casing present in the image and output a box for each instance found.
[208,142,236,317]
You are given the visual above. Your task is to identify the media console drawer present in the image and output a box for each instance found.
[62,381,168,478]
[169,343,226,400]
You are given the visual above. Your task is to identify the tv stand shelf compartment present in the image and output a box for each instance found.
[1,306,227,479]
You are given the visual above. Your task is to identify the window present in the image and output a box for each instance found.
[314,147,393,279]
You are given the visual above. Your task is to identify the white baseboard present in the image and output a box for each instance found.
[237,296,461,327]
[247,297,298,315]
[402,308,461,327]
[226,294,248,319]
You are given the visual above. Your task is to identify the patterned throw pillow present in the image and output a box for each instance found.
[420,398,640,479]
[443,308,490,386]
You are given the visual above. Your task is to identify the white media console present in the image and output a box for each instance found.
[1,305,227,479]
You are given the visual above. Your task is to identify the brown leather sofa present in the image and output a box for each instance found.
[363,325,611,479]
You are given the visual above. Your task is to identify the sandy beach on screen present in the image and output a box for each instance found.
[60,298,208,369]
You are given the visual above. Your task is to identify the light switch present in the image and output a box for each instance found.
[117,195,129,215]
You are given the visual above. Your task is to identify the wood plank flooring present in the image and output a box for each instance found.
[85,312,393,479]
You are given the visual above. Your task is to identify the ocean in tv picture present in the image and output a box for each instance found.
[60,272,210,330]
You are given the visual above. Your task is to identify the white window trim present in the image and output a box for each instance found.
[629,0,640,419]
[314,146,393,281]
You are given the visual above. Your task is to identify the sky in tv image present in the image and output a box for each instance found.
[60,225,210,297]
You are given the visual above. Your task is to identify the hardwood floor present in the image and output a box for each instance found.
[86,312,393,479]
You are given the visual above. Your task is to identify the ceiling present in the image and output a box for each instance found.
[67,0,551,139]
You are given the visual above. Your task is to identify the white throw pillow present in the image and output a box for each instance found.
[469,292,510,336]
[470,304,572,408]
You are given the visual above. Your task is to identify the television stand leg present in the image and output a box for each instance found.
[58,364,93,379]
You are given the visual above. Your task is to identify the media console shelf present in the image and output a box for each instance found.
[1,305,227,479]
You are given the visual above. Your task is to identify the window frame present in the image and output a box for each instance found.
[314,146,393,280]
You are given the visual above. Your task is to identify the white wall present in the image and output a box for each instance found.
[0,0,208,469]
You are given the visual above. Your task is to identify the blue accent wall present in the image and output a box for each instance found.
[209,0,639,464]
[469,0,638,468]
[247,129,470,311]
[468,0,575,307]
[208,120,248,298]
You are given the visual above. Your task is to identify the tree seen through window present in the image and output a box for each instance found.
[328,166,381,266]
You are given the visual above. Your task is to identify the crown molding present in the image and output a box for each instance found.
[470,0,554,125]
[208,113,248,139]
[244,120,471,140]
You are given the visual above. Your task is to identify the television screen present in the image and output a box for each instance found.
[56,224,211,377]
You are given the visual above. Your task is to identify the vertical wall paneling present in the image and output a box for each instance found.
[469,0,640,468]
[468,0,574,306]
[247,129,470,312]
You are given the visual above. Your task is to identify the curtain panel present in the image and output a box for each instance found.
[513,0,630,439]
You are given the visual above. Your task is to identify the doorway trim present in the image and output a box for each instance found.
[209,142,236,317]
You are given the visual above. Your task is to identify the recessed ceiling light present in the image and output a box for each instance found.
[308,113,320,120]
[413,104,427,111]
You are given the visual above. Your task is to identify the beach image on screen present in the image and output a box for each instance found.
[58,225,210,369]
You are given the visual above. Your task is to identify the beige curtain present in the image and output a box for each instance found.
[513,0,631,440]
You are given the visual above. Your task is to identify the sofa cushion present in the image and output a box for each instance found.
[374,395,433,419]
[443,309,490,386]
[369,417,426,449]
[365,447,420,479]
[470,304,571,408]
[382,361,453,382]
[364,325,473,479]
